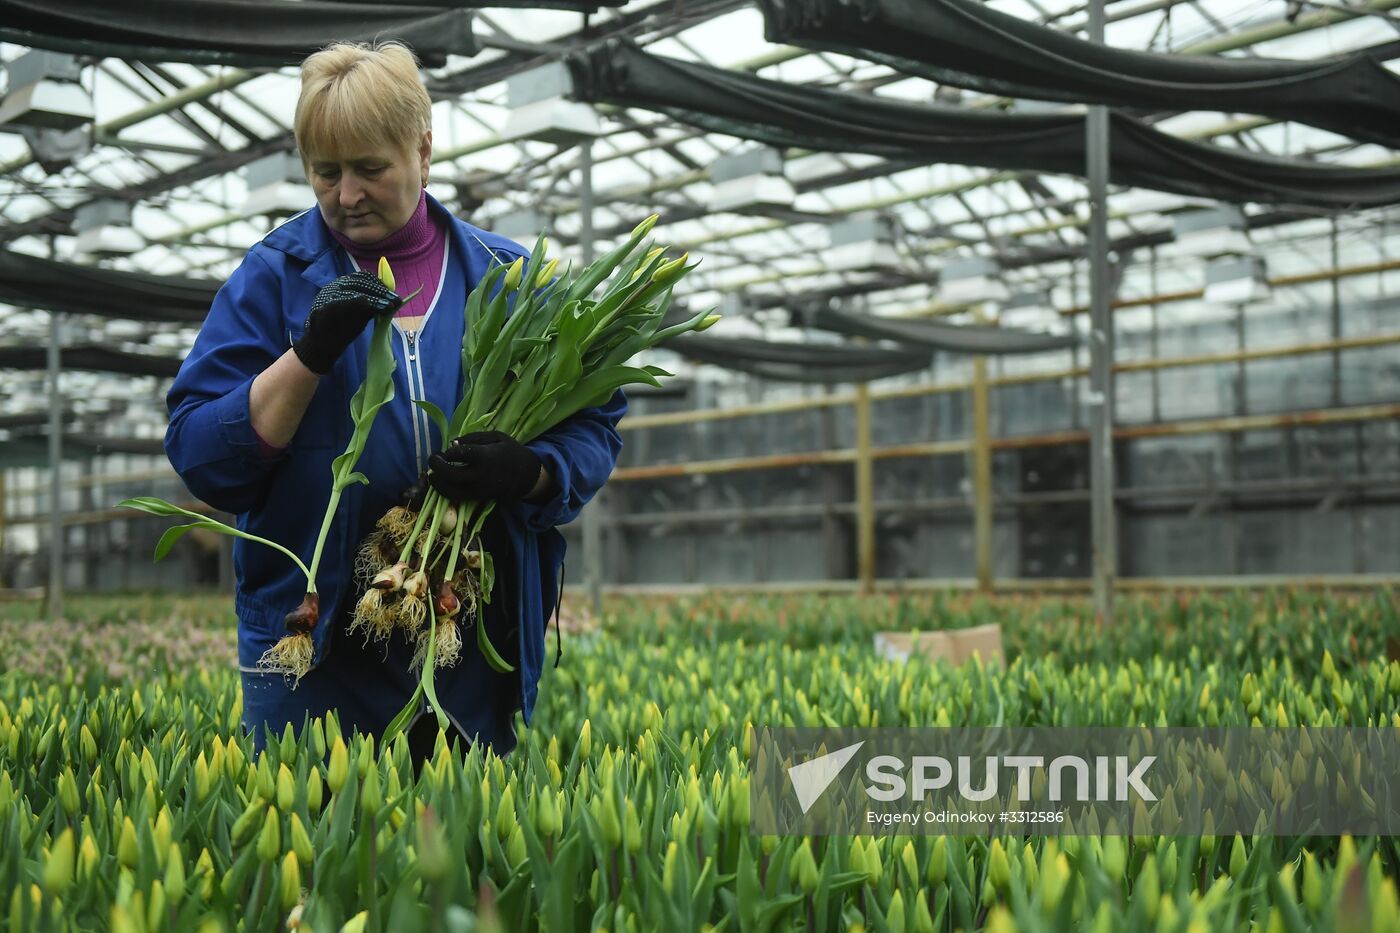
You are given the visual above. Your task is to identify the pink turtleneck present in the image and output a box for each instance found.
[254,190,448,457]
[327,188,447,322]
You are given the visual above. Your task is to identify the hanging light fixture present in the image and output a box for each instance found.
[1203,255,1269,304]
[708,145,795,213]
[72,199,143,258]
[937,255,1009,307]
[0,51,92,131]
[824,212,906,273]
[500,62,600,145]
[241,152,308,219]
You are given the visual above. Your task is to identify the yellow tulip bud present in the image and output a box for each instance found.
[164,843,186,902]
[864,839,883,885]
[1302,851,1324,911]
[307,768,323,814]
[340,910,369,933]
[117,817,139,869]
[110,905,139,933]
[280,851,302,911]
[194,753,211,803]
[536,258,560,290]
[256,755,277,803]
[378,256,396,292]
[328,737,348,795]
[225,737,245,780]
[289,813,314,867]
[231,798,263,846]
[651,253,690,285]
[277,764,295,811]
[153,807,173,869]
[694,312,722,332]
[631,213,659,240]
[1101,835,1126,878]
[849,837,868,880]
[886,890,906,931]
[57,768,79,816]
[927,836,948,886]
[78,834,99,882]
[507,824,527,868]
[503,257,525,292]
[989,839,1012,892]
[900,840,920,886]
[578,719,592,760]
[791,839,819,894]
[496,784,517,840]
[195,848,215,901]
[42,827,75,895]
[147,879,166,933]
[257,807,281,863]
[80,725,97,765]
[416,806,449,883]
[360,764,382,817]
[1229,834,1249,879]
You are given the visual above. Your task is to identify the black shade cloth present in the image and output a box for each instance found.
[564,39,1400,209]
[0,0,477,68]
[796,304,1077,353]
[0,251,216,324]
[759,0,1400,149]
[0,344,183,377]
[0,412,77,430]
[325,0,622,9]
[0,434,165,467]
[663,333,932,383]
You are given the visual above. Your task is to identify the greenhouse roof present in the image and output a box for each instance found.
[0,0,1397,434]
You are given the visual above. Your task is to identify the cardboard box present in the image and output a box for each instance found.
[874,623,1004,666]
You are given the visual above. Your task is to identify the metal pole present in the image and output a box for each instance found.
[579,137,604,619]
[1149,246,1161,423]
[0,470,7,588]
[1330,217,1342,408]
[1086,0,1116,624]
[47,309,64,622]
[971,337,993,592]
[854,381,876,594]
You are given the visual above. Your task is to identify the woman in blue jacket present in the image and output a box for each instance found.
[164,41,624,769]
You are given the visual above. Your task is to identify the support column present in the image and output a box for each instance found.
[854,381,875,594]
[578,138,604,616]
[971,310,993,592]
[1330,217,1342,408]
[1087,0,1117,623]
[0,470,7,588]
[1149,246,1161,423]
[47,309,64,622]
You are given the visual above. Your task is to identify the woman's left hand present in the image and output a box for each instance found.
[427,431,545,503]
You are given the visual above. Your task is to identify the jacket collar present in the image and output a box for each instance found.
[261,192,463,288]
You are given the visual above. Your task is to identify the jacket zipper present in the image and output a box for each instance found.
[394,324,430,476]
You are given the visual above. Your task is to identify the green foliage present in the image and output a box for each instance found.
[0,589,1397,929]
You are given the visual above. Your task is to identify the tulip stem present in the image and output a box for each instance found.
[399,488,438,565]
[247,862,268,931]
[366,810,379,932]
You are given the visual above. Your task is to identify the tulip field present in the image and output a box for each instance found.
[1,589,1398,931]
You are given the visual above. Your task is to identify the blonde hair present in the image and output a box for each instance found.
[294,41,432,163]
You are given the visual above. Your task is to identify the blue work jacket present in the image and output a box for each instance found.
[164,193,625,732]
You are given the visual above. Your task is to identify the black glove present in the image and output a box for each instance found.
[427,431,543,503]
[293,271,403,375]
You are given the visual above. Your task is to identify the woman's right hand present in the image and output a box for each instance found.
[292,271,403,375]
